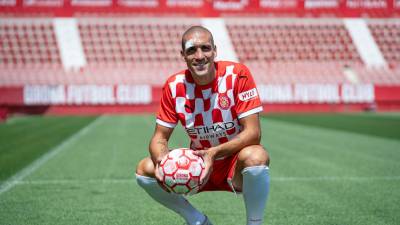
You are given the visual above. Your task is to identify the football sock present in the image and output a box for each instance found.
[135,174,205,225]
[242,165,270,225]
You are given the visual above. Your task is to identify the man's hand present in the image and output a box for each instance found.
[154,160,164,182]
[152,149,169,181]
[153,152,171,192]
[149,124,174,183]
[193,148,217,186]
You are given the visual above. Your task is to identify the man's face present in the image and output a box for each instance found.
[181,32,217,78]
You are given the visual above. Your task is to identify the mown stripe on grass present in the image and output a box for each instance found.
[10,175,400,186]
[0,116,98,181]
[0,116,105,195]
[262,113,400,141]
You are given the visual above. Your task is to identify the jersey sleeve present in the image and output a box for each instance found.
[156,81,178,128]
[234,64,263,119]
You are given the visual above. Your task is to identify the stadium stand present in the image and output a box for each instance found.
[0,0,400,113]
[0,19,61,68]
[0,19,61,67]
[1,17,400,86]
[0,18,201,85]
[247,61,347,84]
[353,64,400,84]
[226,19,362,64]
[225,18,365,84]
[368,20,400,69]
[0,19,65,86]
[78,18,195,67]
[77,18,199,85]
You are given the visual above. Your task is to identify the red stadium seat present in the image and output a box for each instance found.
[368,21,400,69]
[226,19,362,66]
[1,18,399,86]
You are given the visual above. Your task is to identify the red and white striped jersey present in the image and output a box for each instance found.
[156,61,263,150]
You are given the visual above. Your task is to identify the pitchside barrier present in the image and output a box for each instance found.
[1,84,400,117]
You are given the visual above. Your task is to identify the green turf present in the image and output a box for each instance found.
[263,112,400,140]
[0,116,97,182]
[0,114,399,225]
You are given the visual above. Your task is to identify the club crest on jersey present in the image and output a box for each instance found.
[218,94,231,110]
[239,88,258,101]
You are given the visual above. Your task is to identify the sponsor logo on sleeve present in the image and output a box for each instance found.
[238,88,258,101]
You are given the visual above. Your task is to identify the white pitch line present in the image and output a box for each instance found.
[10,175,400,186]
[0,116,105,195]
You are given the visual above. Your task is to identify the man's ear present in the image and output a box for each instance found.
[214,45,217,58]
[180,50,186,62]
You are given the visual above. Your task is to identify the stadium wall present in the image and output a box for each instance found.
[1,85,400,118]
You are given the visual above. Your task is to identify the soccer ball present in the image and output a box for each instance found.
[159,148,205,195]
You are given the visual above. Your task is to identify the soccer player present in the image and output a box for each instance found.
[135,26,270,225]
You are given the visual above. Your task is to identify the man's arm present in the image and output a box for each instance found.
[193,113,261,184]
[208,113,261,160]
[149,124,174,165]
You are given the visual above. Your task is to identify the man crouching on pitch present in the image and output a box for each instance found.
[135,26,270,225]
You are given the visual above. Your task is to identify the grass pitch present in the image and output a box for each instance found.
[0,113,399,225]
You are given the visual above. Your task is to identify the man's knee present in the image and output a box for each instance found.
[237,145,270,168]
[136,157,156,177]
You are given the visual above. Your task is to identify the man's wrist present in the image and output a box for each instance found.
[151,152,167,165]
[208,147,219,160]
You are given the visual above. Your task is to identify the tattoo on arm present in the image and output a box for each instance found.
[156,139,167,145]
[233,135,244,145]
[156,139,168,152]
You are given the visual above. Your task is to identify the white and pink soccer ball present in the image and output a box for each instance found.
[159,148,205,195]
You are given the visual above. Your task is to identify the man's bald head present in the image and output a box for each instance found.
[181,26,215,52]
